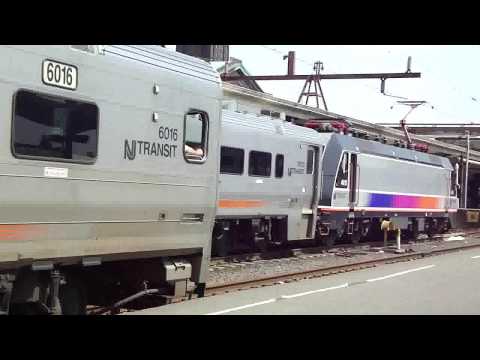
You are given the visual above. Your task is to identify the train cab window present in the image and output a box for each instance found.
[12,90,98,163]
[184,111,208,163]
[220,146,244,174]
[275,154,284,178]
[306,149,314,175]
[249,151,271,177]
[335,153,349,188]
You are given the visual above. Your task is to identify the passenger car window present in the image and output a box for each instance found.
[220,146,244,175]
[335,153,349,188]
[249,151,271,177]
[275,154,284,178]
[12,90,98,163]
[184,111,208,163]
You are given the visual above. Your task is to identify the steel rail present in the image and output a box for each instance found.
[205,241,480,296]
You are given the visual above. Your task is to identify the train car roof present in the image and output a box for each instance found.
[103,45,221,84]
[329,133,454,170]
[222,110,332,145]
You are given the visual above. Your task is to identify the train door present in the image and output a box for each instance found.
[303,145,321,238]
[348,153,359,209]
[335,152,359,208]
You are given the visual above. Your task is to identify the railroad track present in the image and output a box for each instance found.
[94,229,480,314]
[208,229,480,271]
[205,240,480,297]
[210,241,382,266]
[205,240,480,296]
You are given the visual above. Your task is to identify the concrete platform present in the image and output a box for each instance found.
[126,247,480,315]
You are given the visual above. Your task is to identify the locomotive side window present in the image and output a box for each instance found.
[220,146,244,175]
[249,151,271,177]
[12,90,98,163]
[306,149,314,174]
[275,154,284,178]
[335,152,349,188]
[184,111,208,163]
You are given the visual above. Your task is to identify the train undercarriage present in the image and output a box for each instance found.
[211,214,451,257]
[0,254,206,315]
[317,215,451,246]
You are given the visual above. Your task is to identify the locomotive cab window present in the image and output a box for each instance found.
[275,154,284,178]
[12,90,98,163]
[335,153,349,188]
[184,111,208,163]
[249,151,271,177]
[221,146,244,175]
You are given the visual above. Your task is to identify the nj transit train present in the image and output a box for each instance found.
[0,45,459,314]
[212,111,459,256]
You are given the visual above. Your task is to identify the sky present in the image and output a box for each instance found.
[169,46,480,125]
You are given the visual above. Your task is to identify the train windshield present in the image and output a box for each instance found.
[335,153,349,188]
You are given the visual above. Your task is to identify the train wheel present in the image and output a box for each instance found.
[351,231,361,244]
[360,222,370,242]
[322,230,337,247]
[213,226,231,257]
[441,219,450,233]
[411,219,419,241]
[425,220,435,239]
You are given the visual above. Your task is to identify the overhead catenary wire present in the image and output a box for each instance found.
[256,46,479,107]
[382,47,480,106]
[256,46,477,122]
[258,45,395,100]
[259,45,317,72]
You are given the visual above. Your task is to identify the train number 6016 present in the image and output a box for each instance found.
[42,60,78,90]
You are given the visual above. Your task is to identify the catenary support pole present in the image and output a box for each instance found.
[465,130,470,208]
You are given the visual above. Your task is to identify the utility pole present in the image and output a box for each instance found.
[437,132,477,208]
[465,130,471,208]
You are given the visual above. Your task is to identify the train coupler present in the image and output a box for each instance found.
[161,259,192,298]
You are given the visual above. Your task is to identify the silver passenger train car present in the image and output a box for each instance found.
[0,45,222,314]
